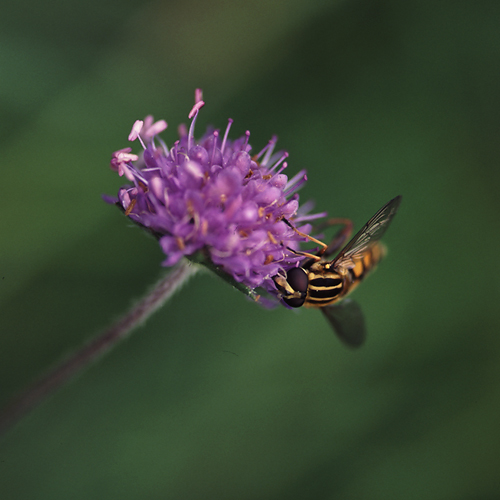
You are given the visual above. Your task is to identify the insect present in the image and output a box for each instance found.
[273,195,402,348]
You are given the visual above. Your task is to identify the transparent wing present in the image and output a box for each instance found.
[332,195,402,270]
[321,299,366,348]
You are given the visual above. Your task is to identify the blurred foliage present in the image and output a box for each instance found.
[1,0,500,498]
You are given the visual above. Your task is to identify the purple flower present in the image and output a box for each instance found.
[107,90,326,304]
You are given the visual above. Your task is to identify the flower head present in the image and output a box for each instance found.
[107,90,325,304]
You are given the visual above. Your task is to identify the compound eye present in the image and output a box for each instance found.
[283,267,308,308]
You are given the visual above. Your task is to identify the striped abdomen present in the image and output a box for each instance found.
[304,242,386,308]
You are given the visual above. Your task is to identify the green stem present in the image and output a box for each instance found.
[0,260,198,438]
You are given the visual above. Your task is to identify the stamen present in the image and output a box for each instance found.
[295,199,315,216]
[243,130,250,149]
[187,89,206,151]
[170,141,180,163]
[294,211,328,223]
[178,123,188,138]
[131,168,148,187]
[221,118,233,154]
[110,149,139,172]
[128,120,143,142]
[284,170,308,196]
[261,136,277,166]
[142,167,162,174]
[143,119,167,139]
[211,131,219,164]
[254,136,276,162]
[269,152,289,173]
[276,161,288,176]
[157,137,170,158]
[188,100,205,119]
[187,108,200,152]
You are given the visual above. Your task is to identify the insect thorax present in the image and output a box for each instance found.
[304,263,345,308]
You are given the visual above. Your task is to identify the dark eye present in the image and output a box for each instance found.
[283,267,308,308]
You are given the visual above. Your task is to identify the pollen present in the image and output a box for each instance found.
[264,254,274,265]
[267,231,278,245]
[124,199,137,216]
[200,219,208,236]
[176,237,185,250]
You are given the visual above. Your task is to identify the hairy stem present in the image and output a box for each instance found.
[0,260,198,437]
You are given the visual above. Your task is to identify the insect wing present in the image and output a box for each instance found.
[321,299,366,348]
[321,220,353,261]
[332,195,402,270]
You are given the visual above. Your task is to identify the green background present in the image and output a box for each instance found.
[2,0,500,498]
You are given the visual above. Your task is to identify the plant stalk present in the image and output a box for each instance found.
[0,260,198,437]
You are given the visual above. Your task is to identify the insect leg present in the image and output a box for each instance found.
[281,218,328,254]
[313,218,353,258]
[284,245,321,261]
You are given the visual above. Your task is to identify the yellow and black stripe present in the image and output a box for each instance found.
[304,242,386,308]
[304,271,343,307]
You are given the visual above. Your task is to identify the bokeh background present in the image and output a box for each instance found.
[1,0,500,498]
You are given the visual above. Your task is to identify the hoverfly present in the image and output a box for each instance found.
[273,196,402,348]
